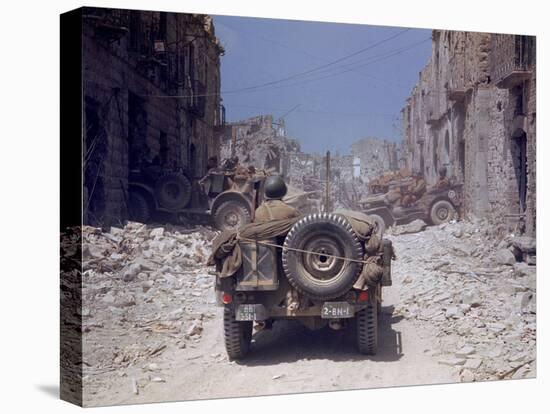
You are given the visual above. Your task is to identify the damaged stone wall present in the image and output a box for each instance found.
[220,115,300,176]
[83,8,224,227]
[351,137,399,184]
[285,139,398,210]
[402,30,536,236]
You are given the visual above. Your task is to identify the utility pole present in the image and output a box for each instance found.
[325,150,331,212]
[231,127,236,157]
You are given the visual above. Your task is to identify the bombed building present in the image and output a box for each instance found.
[402,30,536,236]
[351,137,399,185]
[220,115,300,176]
[82,8,224,227]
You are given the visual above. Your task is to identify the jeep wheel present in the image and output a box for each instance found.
[223,307,252,360]
[128,191,151,223]
[154,172,192,211]
[282,213,364,300]
[430,200,456,225]
[213,201,251,232]
[357,302,378,355]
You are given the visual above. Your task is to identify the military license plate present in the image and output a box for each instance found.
[321,301,354,319]
[235,304,266,321]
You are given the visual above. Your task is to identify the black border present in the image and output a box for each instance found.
[60,7,83,407]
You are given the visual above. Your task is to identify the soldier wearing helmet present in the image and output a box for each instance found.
[401,168,426,207]
[254,175,300,222]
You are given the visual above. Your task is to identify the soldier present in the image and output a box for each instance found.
[206,156,218,171]
[254,175,300,222]
[430,166,450,192]
[221,155,239,171]
[401,169,426,207]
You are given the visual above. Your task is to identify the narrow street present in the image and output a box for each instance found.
[80,219,535,407]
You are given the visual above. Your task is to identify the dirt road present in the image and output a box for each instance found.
[84,257,456,406]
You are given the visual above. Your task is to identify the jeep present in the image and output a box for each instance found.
[213,212,393,359]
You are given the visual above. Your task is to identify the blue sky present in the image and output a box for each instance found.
[213,15,432,154]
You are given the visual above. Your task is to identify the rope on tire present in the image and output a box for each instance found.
[236,236,372,265]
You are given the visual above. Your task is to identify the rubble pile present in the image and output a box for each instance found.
[350,137,399,186]
[287,151,370,211]
[220,115,299,172]
[389,219,536,382]
[81,222,218,397]
[76,213,536,402]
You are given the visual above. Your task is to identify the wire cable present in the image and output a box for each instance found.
[146,28,413,99]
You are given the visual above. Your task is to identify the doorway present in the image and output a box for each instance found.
[458,140,465,181]
[511,129,528,212]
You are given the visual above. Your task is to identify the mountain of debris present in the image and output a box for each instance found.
[389,218,536,382]
[81,222,218,397]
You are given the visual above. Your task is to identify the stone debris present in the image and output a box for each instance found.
[512,236,536,265]
[390,218,536,382]
[438,357,466,367]
[387,219,427,235]
[186,320,203,336]
[463,359,482,370]
[455,346,475,357]
[460,369,475,382]
[81,221,218,397]
[78,214,536,401]
[150,377,166,383]
[131,377,139,395]
[495,248,516,266]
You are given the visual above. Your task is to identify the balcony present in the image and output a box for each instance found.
[447,54,467,101]
[490,35,535,89]
[214,105,226,135]
[424,94,444,125]
[446,79,466,102]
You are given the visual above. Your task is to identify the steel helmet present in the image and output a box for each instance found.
[264,175,287,199]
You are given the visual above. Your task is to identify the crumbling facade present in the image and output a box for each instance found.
[219,114,400,210]
[82,8,224,226]
[220,115,300,176]
[402,30,536,236]
[351,137,399,184]
[286,139,398,210]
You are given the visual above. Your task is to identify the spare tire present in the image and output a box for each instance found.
[213,200,251,232]
[154,172,192,210]
[282,213,364,300]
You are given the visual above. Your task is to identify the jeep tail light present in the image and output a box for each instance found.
[358,291,369,302]
[222,293,233,304]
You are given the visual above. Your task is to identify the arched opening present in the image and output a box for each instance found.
[511,129,528,212]
[443,130,450,167]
